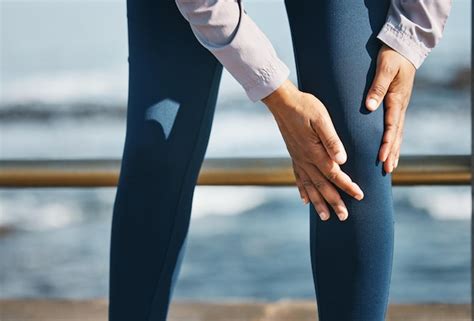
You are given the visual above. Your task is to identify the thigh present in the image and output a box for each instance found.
[124,0,223,152]
[284,0,393,214]
[284,1,395,320]
[121,0,223,201]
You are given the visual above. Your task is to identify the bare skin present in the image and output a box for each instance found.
[365,44,416,173]
[261,44,416,221]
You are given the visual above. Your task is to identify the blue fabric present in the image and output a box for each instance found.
[109,0,395,320]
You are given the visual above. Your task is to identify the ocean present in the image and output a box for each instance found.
[0,0,471,303]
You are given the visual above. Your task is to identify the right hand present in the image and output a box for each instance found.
[262,79,364,221]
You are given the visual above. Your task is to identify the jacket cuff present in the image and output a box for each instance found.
[376,21,430,69]
[188,0,291,102]
[243,57,290,102]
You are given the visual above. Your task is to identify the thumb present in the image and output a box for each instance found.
[366,61,398,111]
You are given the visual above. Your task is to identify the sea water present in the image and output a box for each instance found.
[0,0,470,303]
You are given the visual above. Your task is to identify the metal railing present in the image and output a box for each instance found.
[0,155,470,188]
[470,3,474,316]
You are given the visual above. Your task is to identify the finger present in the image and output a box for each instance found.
[386,109,406,172]
[308,146,364,201]
[385,138,400,173]
[394,148,400,168]
[311,111,347,165]
[366,59,398,111]
[295,173,310,204]
[292,161,309,204]
[304,164,349,221]
[386,146,400,173]
[379,93,403,163]
[298,168,331,221]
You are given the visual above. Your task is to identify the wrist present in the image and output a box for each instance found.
[261,78,300,109]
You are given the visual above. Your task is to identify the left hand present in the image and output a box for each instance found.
[365,43,416,174]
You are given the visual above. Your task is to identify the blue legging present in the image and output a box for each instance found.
[108,0,395,320]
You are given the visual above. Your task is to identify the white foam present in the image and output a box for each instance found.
[405,187,471,220]
[0,197,82,231]
[1,69,128,105]
[191,187,267,219]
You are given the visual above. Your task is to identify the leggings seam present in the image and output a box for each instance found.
[312,214,325,321]
[108,163,127,319]
[108,79,133,319]
[383,183,395,321]
[144,64,222,321]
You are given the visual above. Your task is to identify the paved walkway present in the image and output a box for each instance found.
[0,299,470,321]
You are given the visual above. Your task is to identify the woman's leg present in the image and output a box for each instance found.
[284,1,395,320]
[108,0,223,320]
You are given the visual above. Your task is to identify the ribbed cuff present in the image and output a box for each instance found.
[376,22,430,69]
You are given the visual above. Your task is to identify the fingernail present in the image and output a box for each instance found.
[353,184,364,200]
[367,98,378,110]
[319,211,329,221]
[335,151,346,164]
[394,158,399,168]
[302,197,308,204]
[355,192,364,201]
[338,209,348,221]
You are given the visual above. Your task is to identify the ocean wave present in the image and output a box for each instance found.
[0,196,83,232]
[0,61,469,121]
[394,186,471,220]
[1,69,128,106]
[191,187,268,219]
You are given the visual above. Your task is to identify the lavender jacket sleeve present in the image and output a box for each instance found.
[174,0,290,102]
[175,0,452,102]
[377,0,453,69]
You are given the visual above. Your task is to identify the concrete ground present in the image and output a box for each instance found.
[0,299,470,321]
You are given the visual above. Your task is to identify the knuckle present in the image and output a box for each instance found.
[386,123,399,133]
[379,61,396,75]
[324,135,340,151]
[328,200,342,208]
[325,164,341,182]
[307,143,325,160]
[386,93,404,106]
[312,179,326,190]
[371,83,387,97]
[325,168,340,182]
[382,134,393,144]
[312,114,326,129]
[315,203,325,210]
[312,137,324,148]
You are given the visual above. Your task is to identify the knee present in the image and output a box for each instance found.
[343,113,384,166]
[122,126,172,177]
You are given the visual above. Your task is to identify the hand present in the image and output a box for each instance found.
[262,79,364,221]
[365,44,416,173]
